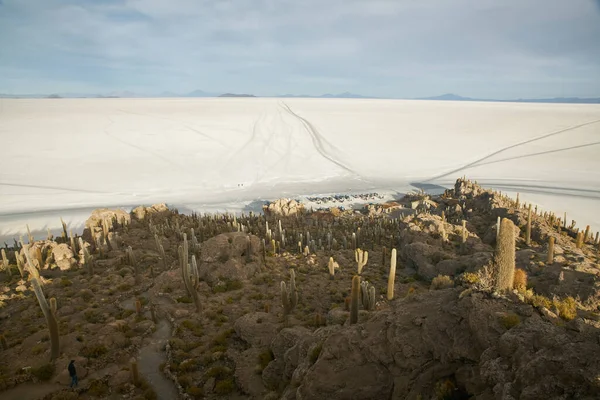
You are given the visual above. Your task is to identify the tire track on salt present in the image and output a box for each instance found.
[424,118,600,182]
[279,101,357,175]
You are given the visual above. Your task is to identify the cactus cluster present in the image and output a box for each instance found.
[281,268,298,319]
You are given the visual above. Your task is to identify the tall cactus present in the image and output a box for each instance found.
[154,234,167,270]
[22,244,41,282]
[526,204,532,246]
[350,275,360,324]
[179,235,201,313]
[60,217,68,242]
[355,248,368,274]
[387,249,397,301]
[327,257,339,280]
[281,269,298,319]
[31,277,59,361]
[494,218,516,291]
[547,237,555,264]
[1,249,10,277]
[79,238,94,275]
[126,246,138,283]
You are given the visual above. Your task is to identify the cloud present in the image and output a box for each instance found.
[0,0,599,97]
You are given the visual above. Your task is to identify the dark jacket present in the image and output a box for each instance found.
[68,362,76,377]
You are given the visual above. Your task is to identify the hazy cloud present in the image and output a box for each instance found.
[0,0,599,98]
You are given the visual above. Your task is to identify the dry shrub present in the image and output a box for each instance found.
[430,275,454,290]
[461,272,479,285]
[513,268,527,292]
[474,265,495,291]
[500,313,521,329]
[553,296,577,321]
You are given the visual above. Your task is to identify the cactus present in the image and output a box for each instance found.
[15,252,24,277]
[360,280,376,311]
[440,223,448,243]
[526,204,532,246]
[355,248,368,274]
[130,358,139,386]
[26,224,34,244]
[79,238,94,275]
[496,216,501,239]
[1,249,10,276]
[69,232,78,257]
[351,232,357,250]
[583,225,590,243]
[350,275,360,324]
[135,300,142,316]
[547,236,555,264]
[461,220,468,243]
[126,246,138,282]
[303,246,310,256]
[150,304,157,323]
[576,231,584,249]
[494,218,516,291]
[387,249,397,301]
[31,277,59,361]
[515,193,520,209]
[327,257,339,280]
[155,234,167,270]
[281,269,298,320]
[22,244,41,282]
[60,217,68,242]
[178,234,202,313]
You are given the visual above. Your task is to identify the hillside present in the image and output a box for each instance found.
[0,178,599,399]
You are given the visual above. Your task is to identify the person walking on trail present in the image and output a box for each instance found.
[68,360,78,388]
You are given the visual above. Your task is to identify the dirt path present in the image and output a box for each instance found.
[138,318,179,399]
[0,382,63,400]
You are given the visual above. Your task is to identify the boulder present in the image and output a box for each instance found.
[234,312,278,348]
[263,198,304,216]
[52,243,77,271]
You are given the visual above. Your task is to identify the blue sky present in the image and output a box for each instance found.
[1,0,599,98]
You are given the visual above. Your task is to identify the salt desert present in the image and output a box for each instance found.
[1,98,599,242]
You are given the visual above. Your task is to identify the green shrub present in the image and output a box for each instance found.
[206,365,232,380]
[500,313,521,329]
[258,350,274,371]
[213,278,243,293]
[88,379,110,397]
[186,386,204,399]
[309,343,323,365]
[31,363,55,381]
[430,275,454,290]
[79,289,94,302]
[60,277,72,287]
[83,309,105,323]
[214,378,235,395]
[81,343,108,358]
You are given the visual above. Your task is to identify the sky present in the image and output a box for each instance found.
[0,0,599,99]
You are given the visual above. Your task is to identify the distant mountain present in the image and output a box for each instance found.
[417,93,600,104]
[320,92,373,99]
[218,93,256,98]
[419,93,474,101]
[185,89,217,97]
[275,92,374,99]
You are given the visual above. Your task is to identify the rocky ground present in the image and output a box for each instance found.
[0,178,599,400]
